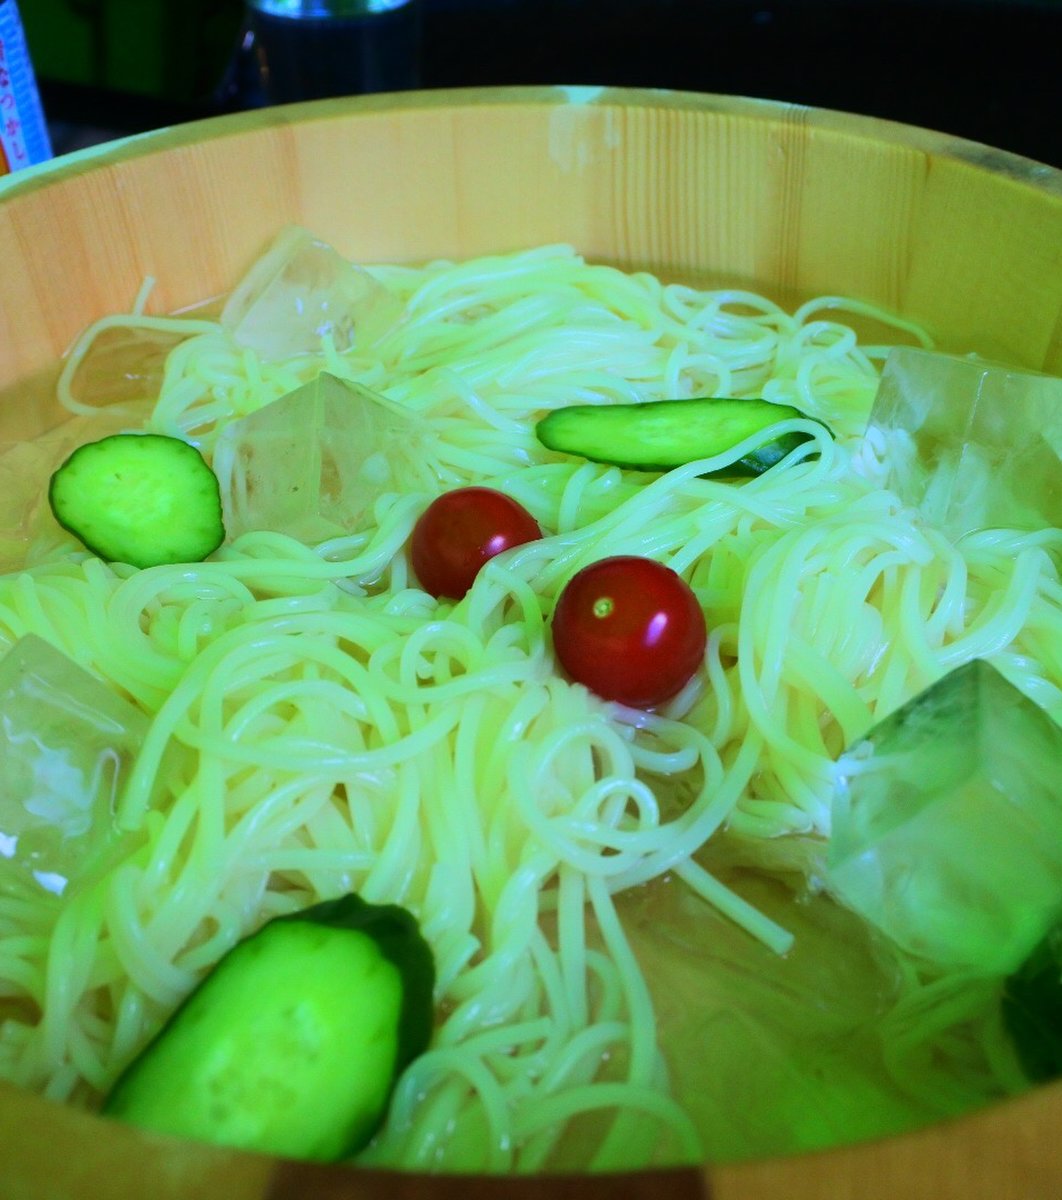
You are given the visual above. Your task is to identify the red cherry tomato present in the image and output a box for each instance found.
[411,487,542,599]
[551,556,707,708]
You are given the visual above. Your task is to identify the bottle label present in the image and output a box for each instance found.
[0,0,52,175]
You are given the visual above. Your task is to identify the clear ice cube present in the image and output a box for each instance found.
[0,635,148,898]
[68,324,187,411]
[828,659,1062,975]
[620,870,932,1159]
[220,226,401,361]
[217,372,417,543]
[868,347,1062,538]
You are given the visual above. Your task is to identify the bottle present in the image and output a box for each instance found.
[0,0,52,175]
[244,0,422,106]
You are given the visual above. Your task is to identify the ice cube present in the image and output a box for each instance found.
[220,227,401,361]
[620,872,930,1159]
[68,324,187,411]
[0,635,148,898]
[828,659,1062,975]
[868,347,1062,538]
[217,372,417,543]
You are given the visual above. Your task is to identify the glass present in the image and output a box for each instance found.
[245,0,422,104]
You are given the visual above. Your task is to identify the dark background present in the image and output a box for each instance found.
[26,0,1062,169]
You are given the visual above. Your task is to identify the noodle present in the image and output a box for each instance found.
[0,242,1059,1170]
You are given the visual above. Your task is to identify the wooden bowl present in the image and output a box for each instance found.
[1,86,1061,1199]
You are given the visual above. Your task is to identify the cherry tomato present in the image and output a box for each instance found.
[411,487,542,599]
[551,556,707,708]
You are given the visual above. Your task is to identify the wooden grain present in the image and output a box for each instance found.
[0,1077,711,1200]
[2,86,1062,401]
[712,1081,1062,1200]
[1,86,1061,1199]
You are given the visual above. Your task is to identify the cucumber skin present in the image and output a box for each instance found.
[536,397,822,476]
[103,894,434,1162]
[282,893,435,1089]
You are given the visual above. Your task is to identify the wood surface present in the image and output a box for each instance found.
[2,86,1062,406]
[0,86,1061,1199]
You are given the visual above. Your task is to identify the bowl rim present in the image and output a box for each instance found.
[3,84,1061,203]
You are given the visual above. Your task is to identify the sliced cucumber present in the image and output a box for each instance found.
[535,397,825,476]
[48,433,224,568]
[103,894,435,1162]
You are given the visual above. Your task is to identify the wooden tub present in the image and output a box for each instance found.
[1,86,1060,1200]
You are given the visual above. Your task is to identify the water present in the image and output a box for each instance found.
[0,259,1046,1163]
[619,851,1015,1164]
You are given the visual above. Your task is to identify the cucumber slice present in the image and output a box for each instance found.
[48,433,225,568]
[535,397,824,476]
[103,894,435,1162]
